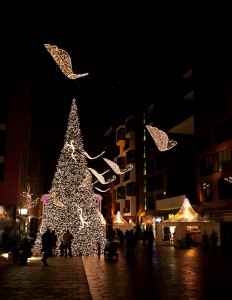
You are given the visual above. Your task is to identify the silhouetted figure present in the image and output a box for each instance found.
[147,228,154,253]
[142,230,147,247]
[125,230,136,259]
[19,237,32,265]
[41,228,53,266]
[185,231,192,249]
[51,230,57,257]
[59,240,65,256]
[202,231,209,250]
[210,230,218,248]
[63,229,74,257]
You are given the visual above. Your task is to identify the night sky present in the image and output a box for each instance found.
[1,7,196,191]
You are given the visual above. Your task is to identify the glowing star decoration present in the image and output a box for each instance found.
[82,150,105,160]
[44,44,89,80]
[103,158,133,174]
[146,125,177,151]
[88,168,116,184]
[65,140,77,161]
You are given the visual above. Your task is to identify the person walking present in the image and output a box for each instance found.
[147,227,154,254]
[51,230,58,257]
[63,229,74,257]
[41,228,53,266]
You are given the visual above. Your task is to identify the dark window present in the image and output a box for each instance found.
[0,162,4,181]
[156,155,166,170]
[114,175,120,186]
[117,157,125,169]
[147,174,163,192]
[0,100,8,123]
[116,128,125,142]
[218,177,232,200]
[200,154,218,176]
[146,159,154,174]
[117,186,125,199]
[216,118,232,144]
[126,182,136,196]
[116,203,120,212]
[146,196,154,210]
[218,148,232,171]
[125,118,136,133]
[202,182,213,202]
[0,130,7,155]
[196,131,211,152]
[124,200,130,213]
[123,171,130,182]
[124,138,130,150]
[126,150,136,164]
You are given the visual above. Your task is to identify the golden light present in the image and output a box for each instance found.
[44,44,89,80]
[146,125,177,151]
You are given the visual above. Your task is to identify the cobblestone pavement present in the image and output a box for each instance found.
[0,242,231,299]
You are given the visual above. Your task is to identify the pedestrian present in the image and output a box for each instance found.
[51,229,57,257]
[210,230,218,248]
[63,229,74,257]
[59,240,65,256]
[142,230,147,247]
[41,228,53,266]
[147,227,154,253]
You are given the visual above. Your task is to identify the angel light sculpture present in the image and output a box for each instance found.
[44,44,89,80]
[146,125,177,151]
[103,158,133,174]
[88,168,116,185]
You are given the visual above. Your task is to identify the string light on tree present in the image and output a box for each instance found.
[21,184,39,214]
[34,99,106,256]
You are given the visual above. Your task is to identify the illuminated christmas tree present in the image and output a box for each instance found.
[34,98,106,255]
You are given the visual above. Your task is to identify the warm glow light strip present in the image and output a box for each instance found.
[65,140,77,161]
[83,150,105,160]
[146,125,177,151]
[103,158,133,174]
[44,44,89,80]
[77,207,90,228]
[94,187,111,192]
[88,168,116,184]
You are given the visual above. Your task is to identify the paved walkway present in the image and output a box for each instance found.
[0,242,231,299]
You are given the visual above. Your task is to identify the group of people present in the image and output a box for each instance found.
[41,228,73,266]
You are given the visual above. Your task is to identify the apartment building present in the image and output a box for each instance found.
[0,74,42,248]
[195,61,232,247]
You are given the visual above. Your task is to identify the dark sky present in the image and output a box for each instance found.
[1,7,195,191]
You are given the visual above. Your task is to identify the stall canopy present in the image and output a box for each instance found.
[156,198,220,245]
[112,211,133,232]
